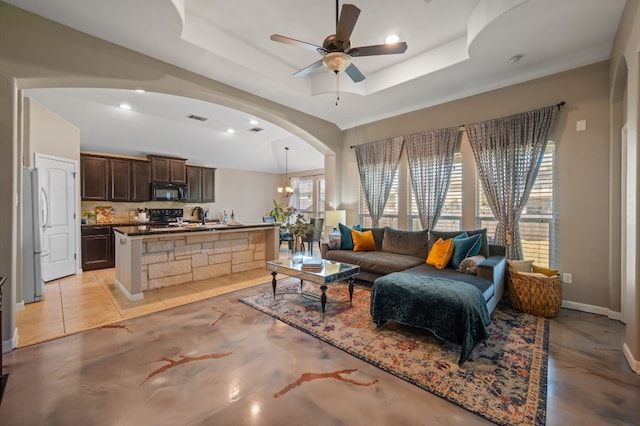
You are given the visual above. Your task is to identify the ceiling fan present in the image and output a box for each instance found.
[270,1,408,83]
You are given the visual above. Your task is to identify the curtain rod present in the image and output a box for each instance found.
[349,101,565,148]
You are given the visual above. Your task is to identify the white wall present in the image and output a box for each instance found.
[610,0,640,372]
[24,97,80,166]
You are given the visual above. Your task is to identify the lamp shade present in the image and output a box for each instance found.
[322,52,352,73]
[325,210,346,228]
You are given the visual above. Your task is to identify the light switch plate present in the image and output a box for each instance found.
[576,120,587,131]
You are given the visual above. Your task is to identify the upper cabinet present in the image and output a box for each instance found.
[81,153,210,203]
[130,160,151,202]
[148,155,186,184]
[81,154,151,202]
[109,158,131,201]
[186,165,216,202]
[81,155,109,200]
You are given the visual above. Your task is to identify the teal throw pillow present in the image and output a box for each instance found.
[339,223,361,250]
[450,233,482,269]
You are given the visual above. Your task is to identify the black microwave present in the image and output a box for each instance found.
[151,182,187,201]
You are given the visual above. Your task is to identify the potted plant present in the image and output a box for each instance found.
[285,214,314,263]
[267,199,297,223]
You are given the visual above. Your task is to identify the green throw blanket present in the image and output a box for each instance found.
[370,272,491,365]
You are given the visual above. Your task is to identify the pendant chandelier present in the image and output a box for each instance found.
[277,146,294,197]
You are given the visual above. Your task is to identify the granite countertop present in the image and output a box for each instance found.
[82,220,147,227]
[112,222,279,236]
[82,219,220,227]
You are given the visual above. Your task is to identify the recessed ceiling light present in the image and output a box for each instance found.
[134,89,146,93]
[118,103,132,110]
[249,119,259,125]
[226,128,235,134]
[384,34,400,44]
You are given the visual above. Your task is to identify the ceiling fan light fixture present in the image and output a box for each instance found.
[322,52,352,74]
[384,34,399,44]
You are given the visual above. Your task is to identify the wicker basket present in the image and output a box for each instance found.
[507,267,562,317]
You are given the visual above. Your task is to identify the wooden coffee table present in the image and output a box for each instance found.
[266,259,360,316]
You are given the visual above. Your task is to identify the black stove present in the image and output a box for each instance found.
[148,208,184,225]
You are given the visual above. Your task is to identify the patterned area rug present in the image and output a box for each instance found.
[240,281,548,426]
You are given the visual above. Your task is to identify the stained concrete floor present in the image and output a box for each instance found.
[2,269,639,425]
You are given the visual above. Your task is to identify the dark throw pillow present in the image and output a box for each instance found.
[450,233,483,269]
[339,223,361,250]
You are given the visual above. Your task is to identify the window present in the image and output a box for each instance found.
[408,152,462,231]
[476,142,556,267]
[358,169,399,228]
[291,175,325,219]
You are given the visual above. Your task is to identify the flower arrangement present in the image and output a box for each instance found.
[267,199,297,223]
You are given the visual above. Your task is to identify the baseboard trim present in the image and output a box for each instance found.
[15,301,24,311]
[561,300,622,320]
[623,344,640,374]
[2,328,19,353]
[114,279,143,301]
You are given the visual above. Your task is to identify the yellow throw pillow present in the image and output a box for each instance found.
[352,229,376,252]
[532,265,559,277]
[426,238,454,269]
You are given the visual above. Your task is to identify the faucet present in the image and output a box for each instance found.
[192,206,204,222]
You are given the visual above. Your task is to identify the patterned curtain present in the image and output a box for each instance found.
[355,137,404,227]
[467,105,558,259]
[406,127,459,230]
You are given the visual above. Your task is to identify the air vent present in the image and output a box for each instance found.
[187,114,208,122]
[248,127,264,133]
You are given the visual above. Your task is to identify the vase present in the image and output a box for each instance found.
[291,235,304,264]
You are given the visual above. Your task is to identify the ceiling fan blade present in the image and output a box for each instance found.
[270,34,323,53]
[335,4,360,44]
[344,63,365,83]
[349,42,408,57]
[293,60,324,77]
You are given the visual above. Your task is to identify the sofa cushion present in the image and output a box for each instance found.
[352,229,376,252]
[403,263,494,302]
[339,223,361,250]
[425,238,454,269]
[430,229,489,259]
[325,250,425,276]
[381,227,429,258]
[450,234,483,269]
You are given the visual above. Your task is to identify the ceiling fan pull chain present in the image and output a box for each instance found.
[336,73,340,106]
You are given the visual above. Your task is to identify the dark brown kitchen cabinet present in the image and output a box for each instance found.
[81,226,114,270]
[81,154,152,201]
[148,155,186,184]
[109,158,131,201]
[130,160,150,201]
[81,155,109,200]
[201,167,215,202]
[186,165,216,202]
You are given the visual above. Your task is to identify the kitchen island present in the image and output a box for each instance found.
[113,222,280,300]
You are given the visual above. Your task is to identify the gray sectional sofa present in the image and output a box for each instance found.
[321,226,506,314]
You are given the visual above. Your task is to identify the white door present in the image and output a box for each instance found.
[35,154,77,281]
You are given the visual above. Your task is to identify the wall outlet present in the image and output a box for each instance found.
[562,273,573,284]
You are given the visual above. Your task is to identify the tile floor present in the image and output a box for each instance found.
[16,265,274,347]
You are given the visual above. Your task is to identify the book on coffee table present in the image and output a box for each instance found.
[301,258,323,271]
